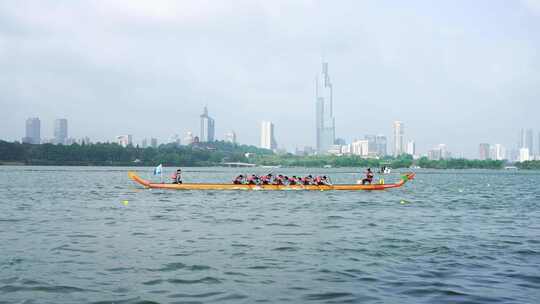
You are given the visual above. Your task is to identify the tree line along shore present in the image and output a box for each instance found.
[1,140,538,169]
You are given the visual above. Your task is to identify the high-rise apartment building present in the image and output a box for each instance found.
[351,140,369,157]
[492,144,506,160]
[526,129,533,153]
[406,140,416,156]
[54,118,68,145]
[479,143,490,160]
[260,121,277,150]
[428,144,450,160]
[519,148,530,162]
[375,135,387,156]
[364,135,377,155]
[538,132,540,157]
[393,121,404,157]
[520,128,534,151]
[23,117,41,144]
[200,106,215,142]
[315,62,335,153]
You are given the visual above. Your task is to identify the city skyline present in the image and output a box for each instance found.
[2,2,540,157]
[13,114,540,161]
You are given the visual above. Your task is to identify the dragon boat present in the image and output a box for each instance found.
[128,171,415,191]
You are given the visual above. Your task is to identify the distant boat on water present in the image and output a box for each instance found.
[260,165,281,169]
[504,166,518,170]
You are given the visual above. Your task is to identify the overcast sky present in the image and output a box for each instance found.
[1,0,539,157]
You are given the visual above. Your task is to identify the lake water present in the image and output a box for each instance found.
[1,166,539,303]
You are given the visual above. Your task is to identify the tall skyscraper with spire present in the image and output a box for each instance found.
[315,62,335,154]
[200,106,215,142]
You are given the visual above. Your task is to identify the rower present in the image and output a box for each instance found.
[273,174,284,185]
[261,174,272,185]
[303,175,313,185]
[321,175,331,185]
[283,176,290,185]
[289,176,298,185]
[171,169,182,184]
[361,168,374,185]
[247,174,257,185]
[233,174,244,184]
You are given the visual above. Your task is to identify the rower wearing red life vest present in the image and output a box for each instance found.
[233,175,244,184]
[261,174,273,185]
[273,175,284,185]
[289,176,298,185]
[361,168,374,185]
[246,174,256,185]
[302,175,313,185]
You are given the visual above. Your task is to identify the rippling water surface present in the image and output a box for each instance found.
[1,166,539,303]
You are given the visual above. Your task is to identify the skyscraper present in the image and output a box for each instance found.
[538,132,540,157]
[200,106,215,142]
[393,121,404,157]
[364,135,377,155]
[519,148,530,162]
[407,140,416,156]
[428,144,450,160]
[351,140,369,156]
[520,128,534,152]
[23,117,41,144]
[315,62,335,154]
[54,118,68,145]
[525,129,534,153]
[492,144,506,160]
[260,121,277,150]
[375,135,387,156]
[479,143,490,160]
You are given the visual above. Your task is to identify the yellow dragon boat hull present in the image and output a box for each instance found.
[128,172,415,191]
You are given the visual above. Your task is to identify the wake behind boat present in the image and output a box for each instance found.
[128,171,415,191]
